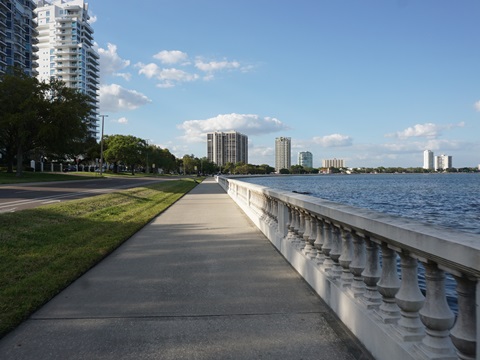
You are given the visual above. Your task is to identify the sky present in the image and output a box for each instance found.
[85,0,479,168]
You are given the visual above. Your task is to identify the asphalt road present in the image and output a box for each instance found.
[0,176,179,213]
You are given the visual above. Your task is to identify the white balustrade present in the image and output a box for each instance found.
[394,252,425,341]
[450,276,477,360]
[375,243,401,323]
[314,217,325,265]
[415,262,456,358]
[349,231,366,297]
[338,226,353,287]
[217,176,479,360]
[361,237,381,308]
[303,212,314,255]
[321,220,334,272]
[307,216,318,260]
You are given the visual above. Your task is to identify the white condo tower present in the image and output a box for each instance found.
[35,0,99,137]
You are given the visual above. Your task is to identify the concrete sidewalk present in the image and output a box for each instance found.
[0,178,373,360]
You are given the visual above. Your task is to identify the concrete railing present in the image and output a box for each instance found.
[216,176,479,360]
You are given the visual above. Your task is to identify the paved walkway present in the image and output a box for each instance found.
[0,178,373,360]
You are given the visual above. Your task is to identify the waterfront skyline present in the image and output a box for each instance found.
[89,0,480,168]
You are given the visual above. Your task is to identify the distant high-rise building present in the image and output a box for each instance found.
[35,0,99,137]
[423,150,434,170]
[322,158,345,168]
[0,0,38,76]
[298,151,313,168]
[207,131,248,167]
[275,137,291,171]
[435,154,452,171]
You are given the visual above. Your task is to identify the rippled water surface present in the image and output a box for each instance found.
[244,173,480,235]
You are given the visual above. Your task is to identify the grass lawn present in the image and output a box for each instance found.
[0,178,198,338]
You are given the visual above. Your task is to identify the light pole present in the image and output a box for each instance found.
[99,114,108,176]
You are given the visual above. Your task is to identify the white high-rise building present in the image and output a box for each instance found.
[0,0,38,76]
[322,158,345,168]
[35,0,99,137]
[423,150,434,170]
[207,131,248,167]
[298,151,313,168]
[435,154,452,171]
[275,137,291,171]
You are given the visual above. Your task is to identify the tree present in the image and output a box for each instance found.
[222,162,234,174]
[182,154,198,174]
[103,135,146,174]
[198,157,217,175]
[149,146,177,174]
[0,70,93,176]
[38,78,93,158]
[0,70,45,175]
[290,165,305,174]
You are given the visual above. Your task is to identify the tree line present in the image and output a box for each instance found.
[0,69,94,176]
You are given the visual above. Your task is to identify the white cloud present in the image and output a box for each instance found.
[136,62,199,88]
[474,100,480,112]
[313,134,353,147]
[387,122,465,140]
[195,58,241,72]
[154,50,189,64]
[389,122,440,139]
[117,117,128,125]
[97,43,131,82]
[99,84,152,112]
[178,113,290,142]
[134,51,252,87]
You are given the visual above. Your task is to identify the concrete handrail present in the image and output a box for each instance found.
[216,175,478,360]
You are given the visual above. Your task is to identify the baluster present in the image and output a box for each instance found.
[375,243,401,323]
[349,231,366,297]
[272,198,278,226]
[276,201,288,239]
[450,276,477,360]
[262,195,269,223]
[338,226,353,287]
[291,208,302,247]
[263,196,270,223]
[414,261,456,359]
[302,212,312,255]
[307,217,318,260]
[321,220,334,272]
[361,236,381,309]
[314,217,325,265]
[296,211,305,249]
[329,224,342,280]
[286,206,295,242]
[393,252,425,341]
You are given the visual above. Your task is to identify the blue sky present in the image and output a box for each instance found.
[88,0,479,168]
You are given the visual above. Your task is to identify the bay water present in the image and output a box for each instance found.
[244,173,480,235]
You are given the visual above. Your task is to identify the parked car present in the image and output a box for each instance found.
[63,165,77,172]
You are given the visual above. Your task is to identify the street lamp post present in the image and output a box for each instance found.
[99,114,108,176]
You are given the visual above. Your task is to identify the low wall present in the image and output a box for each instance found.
[216,176,479,360]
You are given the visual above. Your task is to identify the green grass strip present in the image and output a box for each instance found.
[0,178,198,337]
